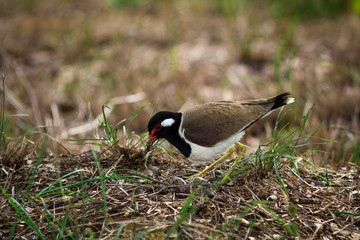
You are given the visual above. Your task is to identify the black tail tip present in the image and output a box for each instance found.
[271,92,294,110]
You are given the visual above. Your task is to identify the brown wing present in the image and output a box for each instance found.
[182,97,280,147]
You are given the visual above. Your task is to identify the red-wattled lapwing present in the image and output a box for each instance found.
[146,92,294,180]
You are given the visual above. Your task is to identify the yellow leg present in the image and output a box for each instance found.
[192,147,236,179]
[188,142,246,181]
[221,142,246,183]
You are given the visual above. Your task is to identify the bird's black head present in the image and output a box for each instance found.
[146,111,182,151]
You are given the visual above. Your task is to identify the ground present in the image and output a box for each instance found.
[0,0,360,239]
[1,145,359,239]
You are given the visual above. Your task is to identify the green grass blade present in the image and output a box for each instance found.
[102,104,112,134]
[40,198,76,240]
[296,122,323,153]
[210,207,251,239]
[291,107,312,155]
[35,191,94,200]
[80,171,88,238]
[114,224,125,240]
[40,198,76,239]
[36,169,89,196]
[274,157,289,197]
[0,186,46,240]
[92,150,108,228]
[333,211,360,216]
[165,187,197,239]
[8,213,18,239]
[44,133,70,154]
[261,204,298,236]
[287,155,300,175]
[219,162,252,184]
[151,99,161,117]
[125,102,150,130]
[25,136,48,194]
[299,158,320,171]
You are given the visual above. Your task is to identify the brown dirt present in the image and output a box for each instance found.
[1,146,359,239]
[1,1,360,239]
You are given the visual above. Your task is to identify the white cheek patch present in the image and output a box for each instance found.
[161,118,175,127]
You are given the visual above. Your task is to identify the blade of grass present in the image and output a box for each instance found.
[260,204,298,236]
[125,102,150,130]
[40,198,76,239]
[287,155,300,175]
[36,169,89,196]
[35,191,93,200]
[8,213,18,239]
[25,135,48,194]
[274,156,289,197]
[210,207,251,239]
[291,107,312,154]
[92,150,108,228]
[101,105,112,135]
[165,187,197,239]
[333,211,360,216]
[0,186,46,240]
[151,99,161,117]
[114,224,125,240]
[80,171,87,238]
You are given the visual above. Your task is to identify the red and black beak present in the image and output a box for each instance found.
[146,135,157,152]
[146,128,158,152]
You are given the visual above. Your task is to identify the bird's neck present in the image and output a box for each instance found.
[166,132,191,158]
[164,114,191,158]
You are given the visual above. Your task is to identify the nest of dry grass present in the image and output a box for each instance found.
[1,145,359,239]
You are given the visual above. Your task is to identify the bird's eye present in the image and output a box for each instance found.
[154,124,161,131]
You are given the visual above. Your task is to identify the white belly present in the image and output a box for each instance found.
[184,131,245,165]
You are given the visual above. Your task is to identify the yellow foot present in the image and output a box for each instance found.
[192,146,236,179]
[187,142,246,182]
[220,142,246,183]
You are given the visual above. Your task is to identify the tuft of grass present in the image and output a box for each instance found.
[66,103,150,148]
[101,104,126,145]
[248,107,336,196]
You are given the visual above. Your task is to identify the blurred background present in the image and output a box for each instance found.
[0,0,359,164]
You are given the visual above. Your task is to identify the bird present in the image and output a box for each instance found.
[146,92,294,180]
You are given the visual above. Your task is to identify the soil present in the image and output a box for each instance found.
[1,1,360,239]
[1,145,359,239]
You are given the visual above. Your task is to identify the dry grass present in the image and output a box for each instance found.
[0,145,359,239]
[1,0,360,239]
